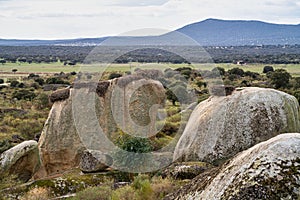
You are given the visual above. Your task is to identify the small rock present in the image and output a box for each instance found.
[162,162,212,180]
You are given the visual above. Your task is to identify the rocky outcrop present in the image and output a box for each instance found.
[0,140,39,182]
[80,150,113,173]
[166,133,300,200]
[174,87,300,163]
[35,75,165,178]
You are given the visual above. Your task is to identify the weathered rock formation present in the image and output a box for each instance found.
[0,140,40,181]
[35,75,165,178]
[166,133,300,200]
[174,87,300,163]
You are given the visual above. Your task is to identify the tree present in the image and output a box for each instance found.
[228,68,244,76]
[12,89,36,100]
[212,67,225,76]
[34,78,45,86]
[0,79,4,84]
[166,89,178,106]
[263,66,274,73]
[108,72,122,80]
[166,85,189,105]
[269,69,291,89]
[10,80,20,87]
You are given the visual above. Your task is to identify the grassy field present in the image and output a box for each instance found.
[0,62,300,77]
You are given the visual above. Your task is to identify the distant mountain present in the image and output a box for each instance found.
[174,18,300,46]
[0,19,300,46]
[0,38,108,46]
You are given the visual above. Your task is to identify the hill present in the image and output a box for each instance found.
[0,19,300,46]
[175,18,300,46]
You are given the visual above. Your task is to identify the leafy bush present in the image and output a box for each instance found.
[34,78,45,86]
[109,72,122,80]
[112,185,136,200]
[45,77,68,85]
[70,186,112,200]
[12,89,36,101]
[263,66,274,73]
[34,93,50,109]
[0,139,13,154]
[212,67,225,76]
[269,69,291,89]
[132,175,153,200]
[113,134,154,171]
[228,68,244,76]
[10,80,20,88]
[117,135,153,153]
[151,177,176,199]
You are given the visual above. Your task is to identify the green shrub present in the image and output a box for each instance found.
[112,185,137,200]
[160,121,180,135]
[70,186,112,200]
[0,139,13,154]
[228,68,244,76]
[117,135,153,153]
[166,106,180,116]
[113,135,154,171]
[151,177,176,199]
[10,80,20,88]
[132,175,153,200]
[108,72,122,80]
[12,89,36,101]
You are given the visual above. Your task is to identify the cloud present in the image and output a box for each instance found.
[112,0,170,7]
[0,0,299,39]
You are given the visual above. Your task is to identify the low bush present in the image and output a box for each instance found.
[71,186,112,200]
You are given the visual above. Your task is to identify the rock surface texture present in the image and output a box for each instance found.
[0,140,39,181]
[80,150,113,173]
[35,75,165,178]
[166,133,300,200]
[174,87,300,163]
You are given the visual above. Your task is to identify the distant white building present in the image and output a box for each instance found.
[237,61,246,65]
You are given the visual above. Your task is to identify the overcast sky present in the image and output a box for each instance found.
[0,0,300,39]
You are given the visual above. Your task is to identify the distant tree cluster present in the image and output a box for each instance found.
[0,45,300,65]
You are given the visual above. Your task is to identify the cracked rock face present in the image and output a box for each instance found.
[174,87,300,163]
[167,133,300,200]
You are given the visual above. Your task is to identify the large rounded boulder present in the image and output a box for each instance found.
[35,75,165,178]
[174,87,300,163]
[166,133,300,200]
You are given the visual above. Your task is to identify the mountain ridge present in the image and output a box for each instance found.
[1,19,300,46]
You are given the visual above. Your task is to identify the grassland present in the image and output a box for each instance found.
[0,62,300,77]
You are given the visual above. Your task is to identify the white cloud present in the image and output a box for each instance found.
[0,0,299,39]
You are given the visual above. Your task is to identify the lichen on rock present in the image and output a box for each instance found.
[174,87,300,163]
[166,133,300,200]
